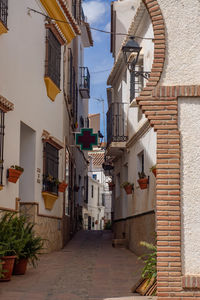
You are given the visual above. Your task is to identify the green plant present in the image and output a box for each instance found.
[138,171,146,179]
[149,165,156,172]
[0,212,44,267]
[139,241,157,281]
[120,181,134,188]
[104,220,112,230]
[10,165,24,172]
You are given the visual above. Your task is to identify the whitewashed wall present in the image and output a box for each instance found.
[179,97,200,275]
[0,0,64,217]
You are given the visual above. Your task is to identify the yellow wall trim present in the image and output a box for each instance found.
[0,20,8,35]
[40,0,76,43]
[42,192,58,210]
[44,77,61,101]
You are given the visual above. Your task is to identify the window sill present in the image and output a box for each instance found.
[0,20,8,35]
[44,77,61,101]
[42,191,58,210]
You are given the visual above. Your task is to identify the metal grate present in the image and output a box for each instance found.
[130,65,144,102]
[45,29,61,88]
[107,102,128,145]
[79,67,90,98]
[0,0,8,28]
[0,110,5,185]
[43,142,59,194]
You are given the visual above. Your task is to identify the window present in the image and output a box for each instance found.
[92,174,97,180]
[102,193,105,206]
[0,110,5,186]
[43,142,59,194]
[138,150,144,174]
[130,61,144,103]
[45,29,61,88]
[0,0,8,28]
[91,185,94,198]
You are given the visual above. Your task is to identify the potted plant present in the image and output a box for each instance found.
[121,182,134,194]
[138,172,148,190]
[42,175,58,210]
[13,220,44,275]
[150,165,156,177]
[7,165,24,183]
[108,181,115,191]
[58,181,68,193]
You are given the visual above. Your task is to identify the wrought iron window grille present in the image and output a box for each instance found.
[0,0,8,28]
[43,142,59,195]
[45,29,61,88]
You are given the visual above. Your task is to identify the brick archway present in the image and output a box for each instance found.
[138,1,200,298]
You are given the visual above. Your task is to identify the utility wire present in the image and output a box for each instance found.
[91,68,112,74]
[27,7,153,40]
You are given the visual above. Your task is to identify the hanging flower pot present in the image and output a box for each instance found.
[13,258,28,275]
[124,184,133,194]
[138,172,149,190]
[121,182,134,195]
[8,165,24,183]
[150,165,156,178]
[108,182,115,191]
[0,256,16,281]
[58,182,68,193]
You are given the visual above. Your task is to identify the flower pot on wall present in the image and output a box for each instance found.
[124,185,133,195]
[108,182,115,191]
[138,178,148,190]
[8,169,23,183]
[58,182,68,193]
[0,256,16,281]
[152,168,156,177]
[13,258,28,275]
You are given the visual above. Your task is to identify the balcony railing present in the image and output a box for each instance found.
[79,67,90,99]
[0,0,8,28]
[107,103,128,146]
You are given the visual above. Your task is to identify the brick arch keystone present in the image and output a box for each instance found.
[136,0,200,298]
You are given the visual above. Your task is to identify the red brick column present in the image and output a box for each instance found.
[139,0,200,298]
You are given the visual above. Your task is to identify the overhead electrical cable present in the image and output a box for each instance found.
[27,7,154,40]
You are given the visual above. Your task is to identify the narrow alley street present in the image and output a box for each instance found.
[0,231,144,300]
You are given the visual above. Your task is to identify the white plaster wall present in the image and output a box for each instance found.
[157,0,200,85]
[0,0,64,217]
[114,0,141,58]
[127,128,156,216]
[179,97,200,275]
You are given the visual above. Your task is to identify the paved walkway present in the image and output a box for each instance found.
[0,230,144,300]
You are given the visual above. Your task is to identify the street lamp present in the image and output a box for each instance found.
[122,36,150,79]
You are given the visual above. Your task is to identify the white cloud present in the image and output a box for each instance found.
[82,1,108,25]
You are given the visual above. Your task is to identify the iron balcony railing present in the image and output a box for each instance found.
[0,0,8,28]
[79,67,90,99]
[107,103,128,145]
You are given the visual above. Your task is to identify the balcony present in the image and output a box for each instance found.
[0,0,8,34]
[106,103,128,156]
[79,67,90,99]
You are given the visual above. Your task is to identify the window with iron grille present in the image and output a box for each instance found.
[45,29,61,88]
[68,48,73,103]
[0,0,8,28]
[130,64,144,103]
[43,142,59,194]
[0,110,5,186]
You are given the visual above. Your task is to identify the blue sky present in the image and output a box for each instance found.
[82,0,114,139]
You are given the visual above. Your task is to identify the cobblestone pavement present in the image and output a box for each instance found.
[0,230,144,300]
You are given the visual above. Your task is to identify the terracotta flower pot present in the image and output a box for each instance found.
[124,185,133,195]
[108,183,115,191]
[13,258,28,275]
[0,256,16,281]
[8,169,23,183]
[152,168,156,177]
[138,178,148,190]
[58,182,68,193]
